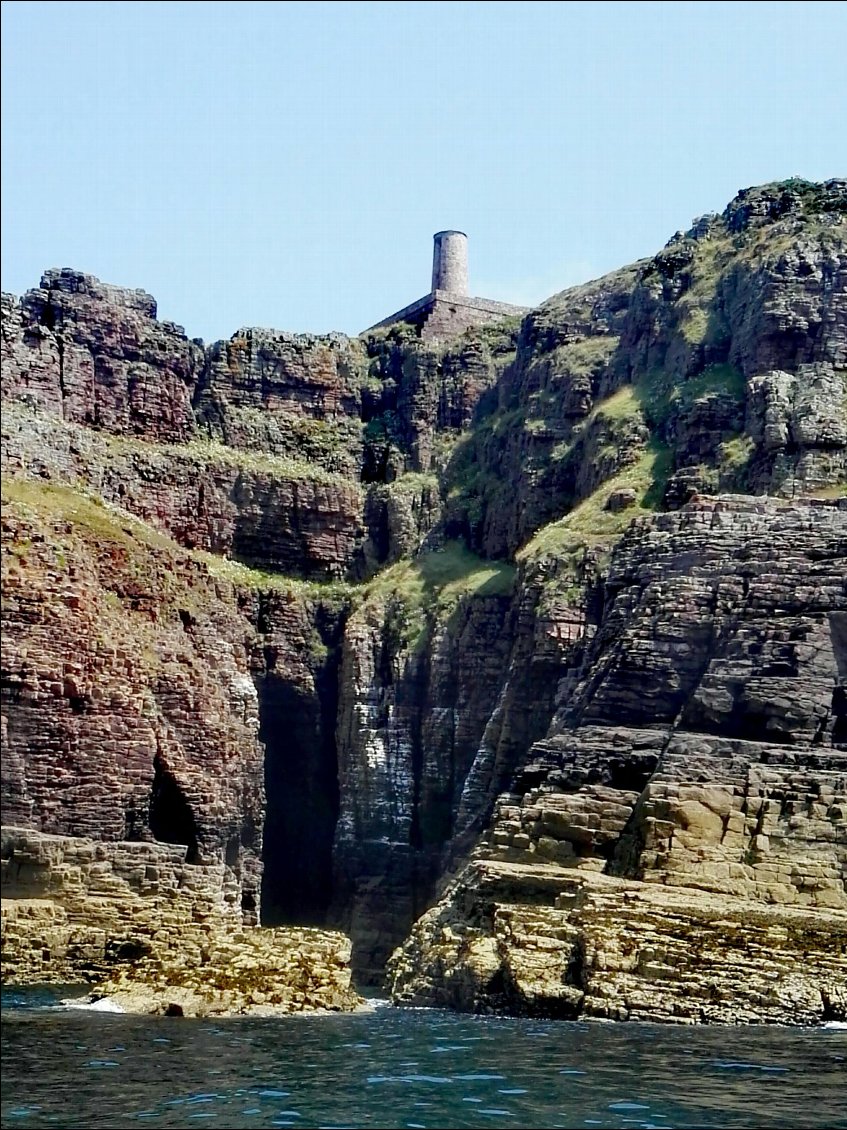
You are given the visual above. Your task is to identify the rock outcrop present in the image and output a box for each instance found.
[388,861,846,1025]
[1,399,366,580]
[2,178,845,1022]
[1,269,202,443]
[388,497,847,1023]
[1,827,360,1016]
[444,179,846,559]
[1,478,267,916]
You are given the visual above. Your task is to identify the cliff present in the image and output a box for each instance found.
[388,496,847,1024]
[2,178,845,1020]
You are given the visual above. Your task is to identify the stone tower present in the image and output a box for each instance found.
[366,230,528,339]
[431,230,469,296]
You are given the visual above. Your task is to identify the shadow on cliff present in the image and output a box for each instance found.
[256,665,340,927]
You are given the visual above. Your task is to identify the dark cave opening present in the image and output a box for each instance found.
[257,668,340,927]
[149,754,200,863]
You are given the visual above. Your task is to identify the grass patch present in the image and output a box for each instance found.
[635,363,745,431]
[718,433,756,485]
[208,407,364,471]
[680,305,710,345]
[684,363,746,403]
[470,315,524,357]
[365,540,514,607]
[1,478,353,613]
[588,383,641,424]
[517,439,672,563]
[108,434,351,488]
[361,541,515,648]
[193,551,352,604]
[1,478,175,553]
[533,335,618,384]
[0,478,206,623]
[802,482,847,500]
[385,472,440,499]
[558,334,619,373]
[594,384,639,421]
[551,385,643,464]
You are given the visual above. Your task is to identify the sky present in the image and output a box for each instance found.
[2,1,845,344]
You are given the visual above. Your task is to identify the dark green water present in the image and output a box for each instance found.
[1,988,845,1129]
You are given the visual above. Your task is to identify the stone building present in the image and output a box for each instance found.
[366,230,530,339]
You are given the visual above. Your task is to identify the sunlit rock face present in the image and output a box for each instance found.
[2,179,846,1019]
[388,496,847,1025]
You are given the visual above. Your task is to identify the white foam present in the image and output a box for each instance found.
[61,996,125,1013]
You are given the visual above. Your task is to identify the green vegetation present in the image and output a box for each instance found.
[362,320,420,348]
[550,384,642,465]
[1,478,175,554]
[540,261,643,325]
[365,540,514,606]
[470,314,523,357]
[753,178,847,217]
[517,439,672,564]
[0,478,202,625]
[717,434,756,489]
[193,551,352,606]
[109,435,352,488]
[523,417,549,436]
[803,482,847,499]
[523,337,618,417]
[683,363,746,403]
[653,181,846,350]
[592,383,639,421]
[577,383,641,431]
[442,430,509,531]
[635,363,745,431]
[385,472,440,500]
[550,335,618,377]
[360,541,515,649]
[1,478,353,620]
[207,406,364,475]
[430,430,465,471]
[676,238,733,345]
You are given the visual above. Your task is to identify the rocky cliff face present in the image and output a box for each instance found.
[1,269,202,443]
[388,496,847,1024]
[1,478,267,918]
[443,178,846,559]
[2,178,845,1018]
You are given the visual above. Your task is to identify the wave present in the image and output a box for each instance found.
[59,996,125,1013]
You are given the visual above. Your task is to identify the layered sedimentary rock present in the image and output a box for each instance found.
[445,179,847,559]
[1,479,267,917]
[1,827,360,1016]
[0,482,363,1008]
[1,400,366,579]
[389,861,846,1025]
[2,179,846,1022]
[1,269,202,443]
[388,497,847,1023]
[194,328,368,476]
[1,274,518,580]
[331,570,517,980]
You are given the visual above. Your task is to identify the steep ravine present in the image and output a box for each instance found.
[2,178,846,1019]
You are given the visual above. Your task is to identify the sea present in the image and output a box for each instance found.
[1,987,845,1130]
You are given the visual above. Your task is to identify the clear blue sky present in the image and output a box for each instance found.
[2,1,844,343]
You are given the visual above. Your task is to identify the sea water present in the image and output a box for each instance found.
[1,987,845,1129]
